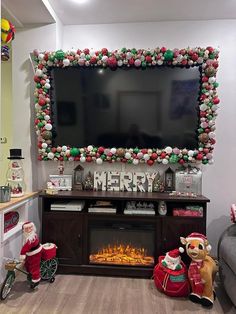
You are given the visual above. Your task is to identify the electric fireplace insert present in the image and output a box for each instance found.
[89,221,155,267]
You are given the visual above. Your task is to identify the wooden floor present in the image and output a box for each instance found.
[0,274,235,314]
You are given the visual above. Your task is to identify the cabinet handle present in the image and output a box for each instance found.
[78,234,81,246]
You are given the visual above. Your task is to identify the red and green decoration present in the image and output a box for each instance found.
[33,46,219,166]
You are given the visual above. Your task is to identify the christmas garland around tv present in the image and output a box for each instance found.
[33,47,219,165]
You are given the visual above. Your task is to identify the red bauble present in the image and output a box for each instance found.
[181,59,188,66]
[191,53,198,61]
[151,153,158,160]
[200,111,207,117]
[107,57,117,68]
[86,156,92,162]
[83,48,90,55]
[98,146,104,154]
[34,76,41,83]
[51,147,57,153]
[145,55,152,63]
[101,48,108,55]
[203,148,209,154]
[206,46,214,53]
[160,152,166,159]
[90,56,97,64]
[44,53,49,61]
[213,97,220,104]
[38,64,44,70]
[129,58,135,65]
[160,47,167,53]
[38,156,43,161]
[38,98,46,106]
[179,159,185,165]
[141,149,148,154]
[196,153,203,160]
[202,76,209,83]
[147,159,154,166]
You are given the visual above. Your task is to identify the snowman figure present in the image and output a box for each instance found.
[161,248,184,270]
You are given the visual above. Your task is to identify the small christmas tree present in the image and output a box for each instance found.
[153,172,165,192]
[83,171,94,190]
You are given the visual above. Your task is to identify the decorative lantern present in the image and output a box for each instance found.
[6,149,26,198]
[164,167,175,192]
[73,165,84,190]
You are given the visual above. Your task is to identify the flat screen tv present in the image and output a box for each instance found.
[51,66,200,149]
[33,47,219,165]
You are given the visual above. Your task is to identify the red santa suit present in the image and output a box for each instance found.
[20,224,42,283]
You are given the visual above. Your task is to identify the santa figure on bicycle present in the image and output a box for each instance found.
[20,221,42,287]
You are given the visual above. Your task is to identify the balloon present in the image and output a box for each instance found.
[1,18,15,43]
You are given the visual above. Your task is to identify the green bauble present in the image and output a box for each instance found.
[202,159,208,164]
[133,147,139,154]
[55,50,65,60]
[70,147,80,157]
[164,50,174,61]
[48,55,55,62]
[131,48,137,55]
[169,154,178,163]
[37,122,44,128]
[121,48,127,53]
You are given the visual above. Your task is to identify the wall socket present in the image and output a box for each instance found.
[0,137,7,144]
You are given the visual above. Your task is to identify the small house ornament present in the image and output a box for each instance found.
[73,165,84,190]
[164,167,175,192]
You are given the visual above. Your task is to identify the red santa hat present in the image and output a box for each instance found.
[186,232,211,251]
[22,221,35,229]
[167,247,184,261]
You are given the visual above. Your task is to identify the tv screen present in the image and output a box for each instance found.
[50,66,200,149]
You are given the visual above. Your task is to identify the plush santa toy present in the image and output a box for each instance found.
[161,248,185,270]
[230,204,236,223]
[20,221,42,287]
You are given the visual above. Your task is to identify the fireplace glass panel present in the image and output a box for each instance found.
[89,221,155,267]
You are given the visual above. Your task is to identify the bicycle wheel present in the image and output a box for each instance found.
[0,273,15,300]
[40,258,58,280]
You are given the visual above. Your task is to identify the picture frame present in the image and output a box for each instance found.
[49,175,72,191]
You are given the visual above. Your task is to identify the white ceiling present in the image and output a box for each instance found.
[1,0,236,27]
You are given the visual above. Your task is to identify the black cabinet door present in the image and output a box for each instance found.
[42,212,83,265]
[162,217,206,253]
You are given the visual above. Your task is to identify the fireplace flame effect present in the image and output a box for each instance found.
[89,243,154,266]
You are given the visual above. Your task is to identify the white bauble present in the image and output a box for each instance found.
[162,158,169,165]
[96,158,103,165]
[87,145,93,152]
[133,159,139,165]
[48,152,54,159]
[125,152,131,159]
[165,146,172,154]
[110,148,116,154]
[42,143,48,149]
[80,156,86,163]
[45,123,52,131]
[63,59,70,67]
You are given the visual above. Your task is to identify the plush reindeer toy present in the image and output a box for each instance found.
[180,232,218,308]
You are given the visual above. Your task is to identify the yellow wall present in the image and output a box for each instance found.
[0,48,12,185]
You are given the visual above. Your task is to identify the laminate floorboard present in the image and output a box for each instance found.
[0,274,235,314]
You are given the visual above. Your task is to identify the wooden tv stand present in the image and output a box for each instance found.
[40,190,209,278]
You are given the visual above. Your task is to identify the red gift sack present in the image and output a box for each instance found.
[41,243,57,260]
[153,256,190,297]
